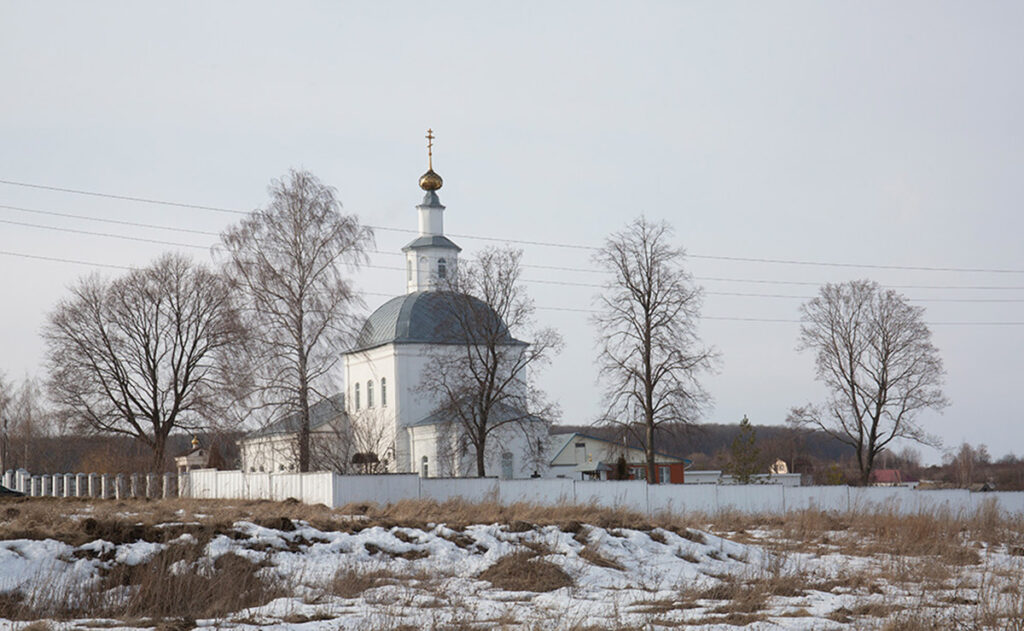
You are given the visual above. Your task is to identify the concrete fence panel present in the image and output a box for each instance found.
[499,479,575,505]
[984,492,1024,515]
[849,486,913,513]
[783,486,851,512]
[214,471,245,499]
[270,473,304,502]
[332,474,420,507]
[647,483,718,515]
[420,477,499,503]
[242,472,272,500]
[187,470,215,498]
[299,472,334,506]
[911,489,971,515]
[717,484,786,514]
[573,480,648,512]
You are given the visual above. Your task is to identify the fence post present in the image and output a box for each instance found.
[128,474,138,498]
[145,474,156,498]
[42,474,52,497]
[31,476,41,497]
[178,472,188,498]
[87,473,98,497]
[163,472,173,499]
[2,470,11,490]
[16,469,29,494]
[101,474,112,499]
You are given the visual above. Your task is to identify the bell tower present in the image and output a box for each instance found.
[403,129,461,293]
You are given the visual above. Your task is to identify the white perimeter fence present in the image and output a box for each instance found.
[186,469,1024,516]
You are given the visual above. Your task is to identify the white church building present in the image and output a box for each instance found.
[241,133,546,478]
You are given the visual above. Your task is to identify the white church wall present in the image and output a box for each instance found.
[409,424,434,476]
[239,435,296,473]
[344,344,401,469]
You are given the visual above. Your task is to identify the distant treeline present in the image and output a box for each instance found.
[551,422,855,472]
[5,433,243,474]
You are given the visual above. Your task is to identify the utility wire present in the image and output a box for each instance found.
[0,178,247,215]
[0,203,220,236]
[7,201,1022,290]
[0,249,134,270]
[0,218,210,250]
[4,249,1023,325]
[3,217,1024,304]
[3,177,1023,274]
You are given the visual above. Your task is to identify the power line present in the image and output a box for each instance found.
[4,249,1022,325]
[3,176,1023,274]
[0,178,247,215]
[0,203,221,236]
[686,252,1024,275]
[0,249,134,271]
[3,215,1024,304]
[0,218,210,250]
[3,203,1022,291]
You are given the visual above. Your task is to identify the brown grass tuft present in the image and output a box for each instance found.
[478,550,573,592]
[579,545,624,570]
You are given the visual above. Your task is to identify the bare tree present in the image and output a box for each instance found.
[5,376,58,471]
[309,407,394,475]
[220,170,372,472]
[419,247,561,477]
[788,279,947,485]
[43,254,242,471]
[0,373,11,472]
[593,217,717,484]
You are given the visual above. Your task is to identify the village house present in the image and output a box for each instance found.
[547,432,690,483]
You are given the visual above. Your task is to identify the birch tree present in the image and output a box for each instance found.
[220,170,372,472]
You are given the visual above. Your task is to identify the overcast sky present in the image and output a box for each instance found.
[2,2,1022,464]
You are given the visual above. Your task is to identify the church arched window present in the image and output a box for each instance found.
[367,380,374,408]
[354,383,360,411]
[381,378,387,407]
[438,258,447,279]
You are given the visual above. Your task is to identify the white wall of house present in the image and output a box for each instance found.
[547,433,685,479]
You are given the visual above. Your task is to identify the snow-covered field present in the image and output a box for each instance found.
[0,500,1022,630]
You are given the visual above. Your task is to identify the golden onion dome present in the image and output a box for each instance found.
[418,168,443,191]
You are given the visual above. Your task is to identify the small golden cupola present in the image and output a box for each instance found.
[418,128,443,191]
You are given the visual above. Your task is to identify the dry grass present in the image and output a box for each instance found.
[579,545,624,570]
[478,550,574,593]
[0,539,280,623]
[330,566,399,598]
[2,495,1023,628]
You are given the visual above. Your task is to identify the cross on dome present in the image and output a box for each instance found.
[418,128,443,191]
